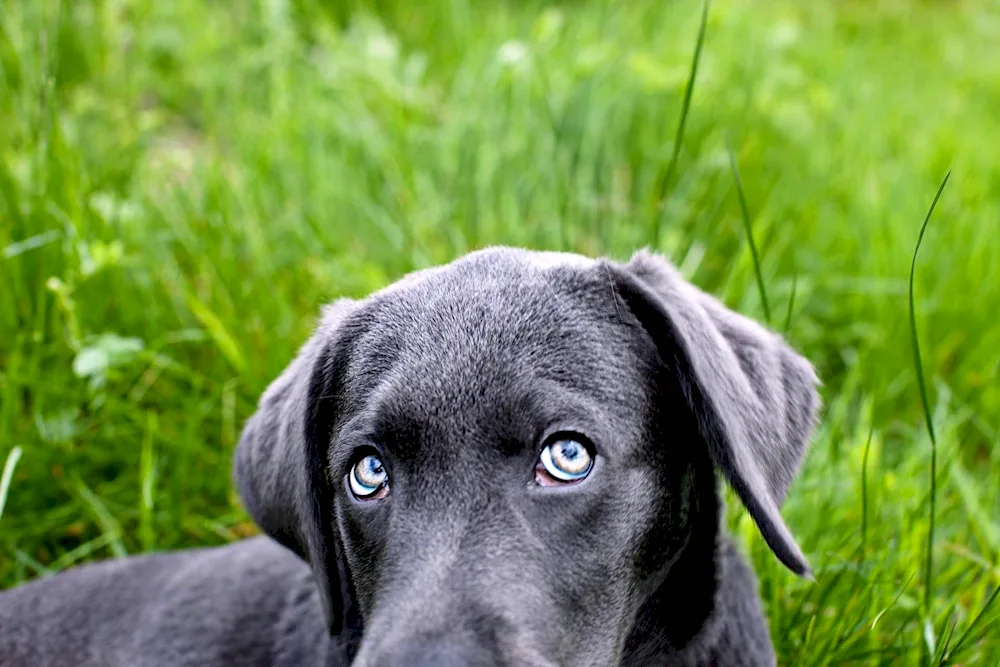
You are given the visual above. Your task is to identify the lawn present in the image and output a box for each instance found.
[1,0,999,663]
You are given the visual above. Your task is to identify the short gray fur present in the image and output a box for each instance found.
[0,248,821,667]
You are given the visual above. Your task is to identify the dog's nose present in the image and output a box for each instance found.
[386,640,495,667]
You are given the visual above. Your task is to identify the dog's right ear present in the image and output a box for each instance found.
[233,298,360,637]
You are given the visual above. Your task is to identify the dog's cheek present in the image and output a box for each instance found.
[535,481,659,642]
[614,461,691,589]
[336,501,390,616]
[560,502,655,664]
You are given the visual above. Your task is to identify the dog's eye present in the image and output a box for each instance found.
[349,454,390,500]
[536,437,593,485]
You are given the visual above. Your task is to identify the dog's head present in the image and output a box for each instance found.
[234,248,820,666]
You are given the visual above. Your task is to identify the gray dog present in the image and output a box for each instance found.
[0,248,820,667]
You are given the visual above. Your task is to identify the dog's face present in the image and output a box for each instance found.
[234,248,820,666]
[325,253,694,666]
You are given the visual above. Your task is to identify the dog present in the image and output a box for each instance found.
[0,247,820,667]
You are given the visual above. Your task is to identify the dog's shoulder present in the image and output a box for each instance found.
[671,536,778,667]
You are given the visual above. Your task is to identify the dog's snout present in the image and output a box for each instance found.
[384,640,495,667]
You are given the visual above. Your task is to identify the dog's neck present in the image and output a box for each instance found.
[621,474,771,667]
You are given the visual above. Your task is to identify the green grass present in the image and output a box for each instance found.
[2,0,999,663]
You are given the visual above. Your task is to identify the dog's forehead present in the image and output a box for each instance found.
[342,247,649,417]
[368,248,613,354]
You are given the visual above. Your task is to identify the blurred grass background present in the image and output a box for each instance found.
[1,0,999,663]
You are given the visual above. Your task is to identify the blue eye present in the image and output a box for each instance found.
[538,438,593,483]
[349,454,389,499]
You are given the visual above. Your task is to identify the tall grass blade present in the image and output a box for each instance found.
[861,424,874,557]
[783,272,798,333]
[75,479,128,558]
[950,460,1000,556]
[908,170,950,622]
[139,411,158,552]
[0,446,23,524]
[727,134,771,323]
[943,581,1000,662]
[186,293,247,374]
[650,0,710,245]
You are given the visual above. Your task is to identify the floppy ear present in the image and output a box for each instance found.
[233,298,360,636]
[607,250,820,577]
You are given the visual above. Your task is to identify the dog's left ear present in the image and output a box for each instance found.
[606,250,821,577]
[233,298,361,636]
